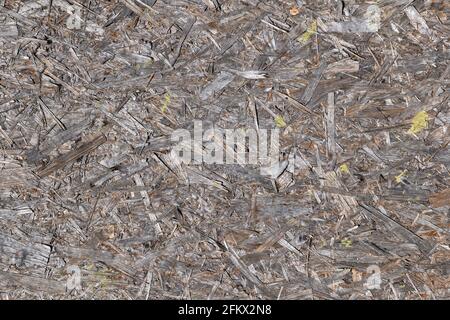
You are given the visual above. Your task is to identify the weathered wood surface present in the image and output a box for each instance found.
[0,0,448,300]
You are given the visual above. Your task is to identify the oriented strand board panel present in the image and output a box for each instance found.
[0,0,448,300]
